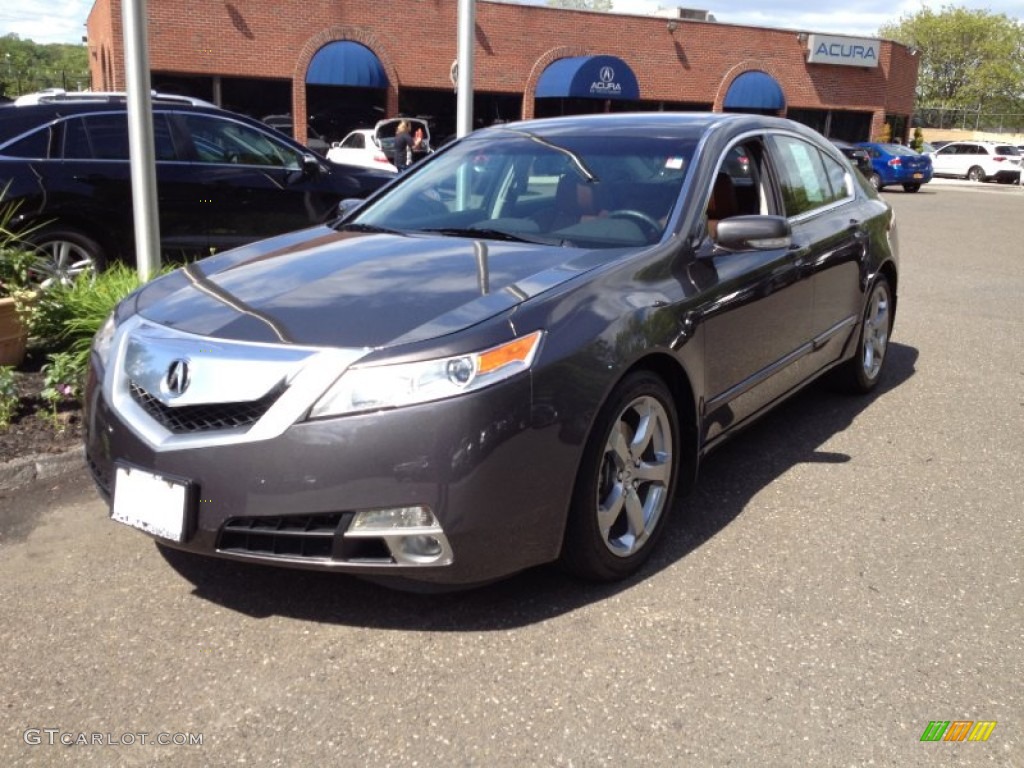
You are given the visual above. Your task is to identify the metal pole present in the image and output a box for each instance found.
[456,0,475,138]
[121,0,161,281]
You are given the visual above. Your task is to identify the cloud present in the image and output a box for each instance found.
[0,0,91,44]
[3,0,1021,46]
[614,0,1023,36]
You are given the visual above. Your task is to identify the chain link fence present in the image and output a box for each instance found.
[916,106,1024,136]
[0,69,91,99]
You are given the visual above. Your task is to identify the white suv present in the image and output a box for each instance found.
[929,141,1022,183]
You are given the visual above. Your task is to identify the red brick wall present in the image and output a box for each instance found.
[86,0,918,139]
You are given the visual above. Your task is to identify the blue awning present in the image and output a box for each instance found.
[723,71,785,111]
[306,42,389,88]
[535,55,639,101]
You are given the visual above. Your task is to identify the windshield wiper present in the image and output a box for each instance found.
[337,222,404,235]
[419,227,562,245]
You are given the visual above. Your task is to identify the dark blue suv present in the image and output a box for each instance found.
[0,91,392,282]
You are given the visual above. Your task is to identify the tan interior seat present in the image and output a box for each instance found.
[706,172,738,239]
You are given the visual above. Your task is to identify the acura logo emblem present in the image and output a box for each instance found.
[599,66,615,84]
[165,359,190,396]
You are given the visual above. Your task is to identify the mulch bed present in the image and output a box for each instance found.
[0,350,83,464]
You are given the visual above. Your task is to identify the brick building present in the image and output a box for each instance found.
[84,0,919,146]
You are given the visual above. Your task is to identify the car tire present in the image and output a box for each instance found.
[966,166,986,182]
[869,172,883,191]
[28,228,106,287]
[902,183,921,193]
[835,275,893,394]
[560,371,679,582]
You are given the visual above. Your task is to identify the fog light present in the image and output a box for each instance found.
[345,505,453,566]
[350,505,436,531]
[400,534,444,559]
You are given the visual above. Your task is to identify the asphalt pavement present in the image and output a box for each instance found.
[0,182,1020,767]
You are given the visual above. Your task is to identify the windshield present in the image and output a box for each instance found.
[348,131,695,249]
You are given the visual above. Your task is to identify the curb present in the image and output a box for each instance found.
[0,445,86,491]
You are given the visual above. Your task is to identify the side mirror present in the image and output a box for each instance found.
[713,215,792,251]
[336,198,364,220]
[301,154,321,177]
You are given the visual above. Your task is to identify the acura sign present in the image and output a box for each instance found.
[806,34,879,68]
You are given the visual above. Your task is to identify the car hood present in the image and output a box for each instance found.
[131,226,619,348]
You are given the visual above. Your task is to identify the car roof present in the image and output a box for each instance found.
[0,98,323,158]
[471,111,800,143]
[828,138,864,150]
[11,88,216,108]
[0,100,229,145]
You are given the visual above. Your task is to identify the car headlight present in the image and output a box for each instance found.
[309,330,543,419]
[92,312,117,368]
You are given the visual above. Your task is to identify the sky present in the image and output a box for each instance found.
[1,0,1023,45]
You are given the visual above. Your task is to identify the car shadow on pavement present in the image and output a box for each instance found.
[159,342,919,629]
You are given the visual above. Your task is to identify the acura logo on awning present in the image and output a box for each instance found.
[599,66,615,84]
[165,359,191,396]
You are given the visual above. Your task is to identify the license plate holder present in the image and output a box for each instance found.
[112,465,193,542]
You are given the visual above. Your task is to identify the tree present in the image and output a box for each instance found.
[0,34,89,99]
[878,6,1024,122]
[546,0,613,10]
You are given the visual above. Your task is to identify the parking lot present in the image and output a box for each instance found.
[1,182,1021,767]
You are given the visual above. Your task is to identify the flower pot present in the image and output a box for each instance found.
[0,296,28,367]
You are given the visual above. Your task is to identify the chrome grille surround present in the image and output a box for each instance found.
[104,316,369,452]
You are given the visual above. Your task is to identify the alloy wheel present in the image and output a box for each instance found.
[861,280,891,382]
[31,239,97,288]
[595,394,673,558]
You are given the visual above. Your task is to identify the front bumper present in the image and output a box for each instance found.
[84,345,577,586]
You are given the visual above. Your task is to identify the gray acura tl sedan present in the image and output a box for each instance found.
[85,112,898,588]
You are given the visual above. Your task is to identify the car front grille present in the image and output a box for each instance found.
[218,513,396,562]
[129,381,282,434]
[218,514,347,560]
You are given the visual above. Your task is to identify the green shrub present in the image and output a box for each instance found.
[911,126,925,153]
[0,366,17,428]
[40,351,81,429]
[0,186,42,302]
[27,262,167,397]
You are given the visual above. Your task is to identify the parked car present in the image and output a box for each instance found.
[261,113,330,156]
[829,139,873,177]
[327,117,432,171]
[326,128,397,172]
[929,141,1022,183]
[0,91,393,282]
[86,112,898,589]
[857,142,933,191]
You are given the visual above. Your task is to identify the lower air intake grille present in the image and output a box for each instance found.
[130,382,281,433]
[218,514,345,559]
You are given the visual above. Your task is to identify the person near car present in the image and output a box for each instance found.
[412,127,425,163]
[393,120,413,171]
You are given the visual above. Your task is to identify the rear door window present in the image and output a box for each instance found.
[61,113,178,160]
[0,126,52,158]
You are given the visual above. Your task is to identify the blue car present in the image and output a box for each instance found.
[858,142,933,192]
